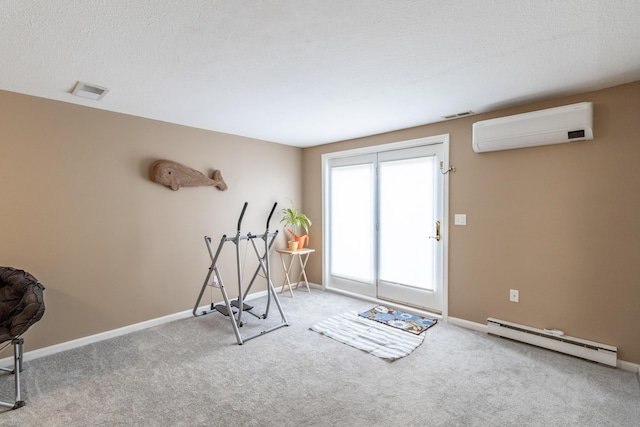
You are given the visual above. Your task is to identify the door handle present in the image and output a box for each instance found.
[429,220,441,242]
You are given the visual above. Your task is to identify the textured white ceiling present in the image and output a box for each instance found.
[2,1,640,147]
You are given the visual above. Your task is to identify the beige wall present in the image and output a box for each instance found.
[3,80,639,365]
[302,81,640,364]
[0,90,302,352]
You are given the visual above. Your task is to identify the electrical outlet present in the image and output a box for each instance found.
[454,214,467,225]
[509,289,519,302]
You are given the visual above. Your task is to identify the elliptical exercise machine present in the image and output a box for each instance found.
[193,202,288,345]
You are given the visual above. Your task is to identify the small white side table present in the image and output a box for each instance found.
[276,248,315,297]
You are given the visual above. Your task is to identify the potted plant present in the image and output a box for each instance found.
[280,201,312,251]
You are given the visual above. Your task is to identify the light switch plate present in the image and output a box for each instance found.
[454,214,467,225]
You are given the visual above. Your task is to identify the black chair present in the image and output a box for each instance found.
[0,267,45,409]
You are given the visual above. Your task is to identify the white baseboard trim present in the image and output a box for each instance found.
[0,289,269,367]
[447,316,487,333]
[617,359,640,374]
[446,317,640,374]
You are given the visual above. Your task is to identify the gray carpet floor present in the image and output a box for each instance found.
[1,288,639,426]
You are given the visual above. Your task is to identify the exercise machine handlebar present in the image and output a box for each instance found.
[266,202,277,229]
[237,202,248,233]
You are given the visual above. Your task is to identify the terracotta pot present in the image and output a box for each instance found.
[294,234,309,249]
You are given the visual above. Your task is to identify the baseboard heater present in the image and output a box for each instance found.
[487,318,617,367]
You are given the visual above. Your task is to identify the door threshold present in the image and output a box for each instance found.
[325,287,443,321]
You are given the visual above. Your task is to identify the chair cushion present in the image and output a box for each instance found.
[0,267,45,344]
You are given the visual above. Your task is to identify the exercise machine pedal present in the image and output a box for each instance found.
[214,304,237,316]
[231,300,253,311]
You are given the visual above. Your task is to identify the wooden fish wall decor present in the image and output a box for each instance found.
[149,160,228,191]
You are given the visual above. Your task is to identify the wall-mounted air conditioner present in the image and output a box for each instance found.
[472,102,593,153]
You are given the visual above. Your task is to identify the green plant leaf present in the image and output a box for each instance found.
[279,201,311,236]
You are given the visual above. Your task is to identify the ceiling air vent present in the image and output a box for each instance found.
[442,110,475,120]
[71,81,109,101]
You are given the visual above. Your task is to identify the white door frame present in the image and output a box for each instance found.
[321,134,450,320]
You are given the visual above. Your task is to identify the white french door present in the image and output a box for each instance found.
[324,137,447,313]
[377,145,443,310]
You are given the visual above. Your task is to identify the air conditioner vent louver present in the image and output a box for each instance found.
[472,102,593,153]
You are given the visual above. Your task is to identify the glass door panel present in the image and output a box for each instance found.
[327,154,376,296]
[379,156,435,290]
